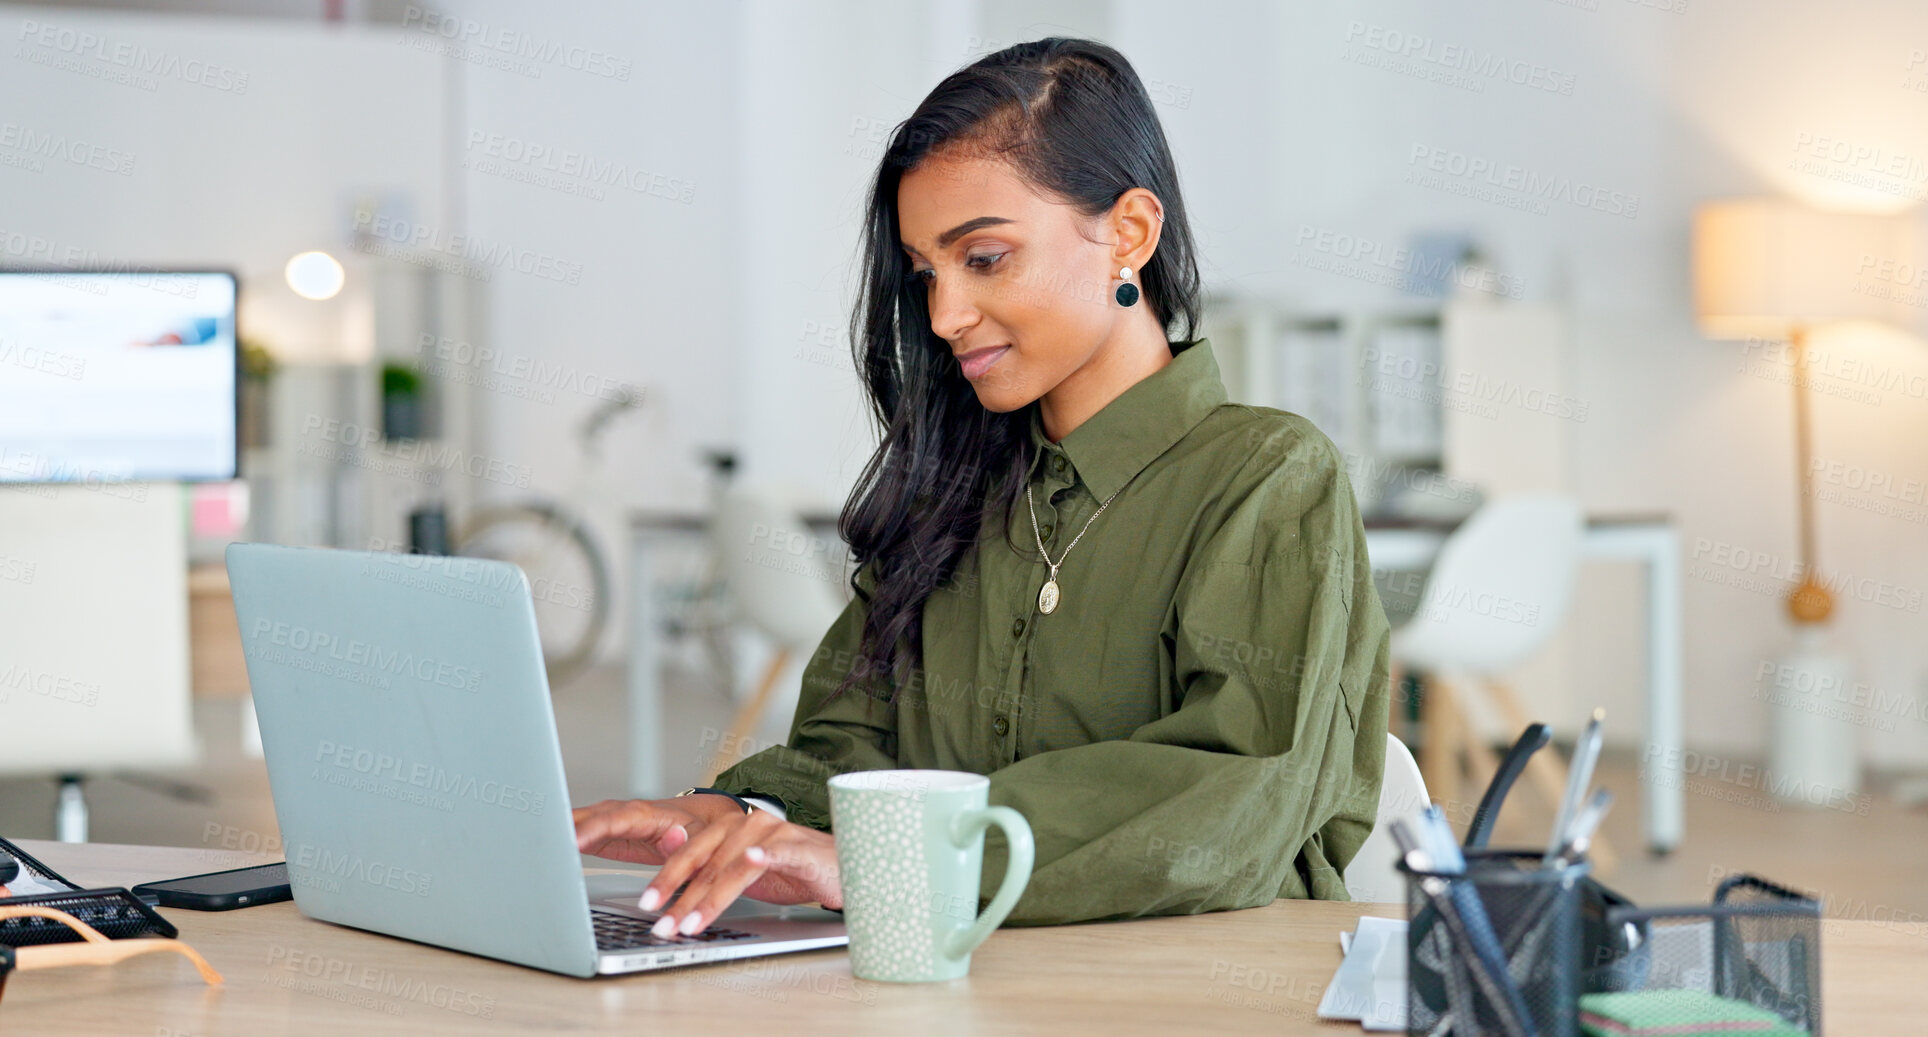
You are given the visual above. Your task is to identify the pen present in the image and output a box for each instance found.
[1393,818,1536,1037]
[1554,788,1614,866]
[1416,869,1535,1037]
[1545,708,1605,866]
[1393,825,1477,1035]
[1505,789,1615,963]
[1466,724,1552,850]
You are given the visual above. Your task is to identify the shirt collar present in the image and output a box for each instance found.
[1027,336,1229,502]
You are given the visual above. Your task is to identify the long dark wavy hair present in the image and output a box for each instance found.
[830,36,1201,703]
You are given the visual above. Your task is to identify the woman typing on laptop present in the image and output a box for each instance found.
[573,37,1391,941]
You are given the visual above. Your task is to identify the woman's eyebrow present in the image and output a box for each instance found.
[902,216,1017,256]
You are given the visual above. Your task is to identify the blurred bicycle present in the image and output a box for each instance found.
[403,386,739,692]
[445,389,637,688]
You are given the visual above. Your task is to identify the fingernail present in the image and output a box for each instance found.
[746,846,766,863]
[639,888,660,911]
[678,912,703,935]
[651,914,677,938]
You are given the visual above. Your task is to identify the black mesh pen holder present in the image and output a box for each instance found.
[1400,848,1590,1037]
[1579,874,1647,993]
[1580,873,1822,1034]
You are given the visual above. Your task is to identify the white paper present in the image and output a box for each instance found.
[2,870,75,898]
[1317,916,1409,1031]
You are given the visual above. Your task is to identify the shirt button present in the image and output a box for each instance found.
[1011,617,1026,638]
[1039,523,1054,540]
[993,715,1010,737]
[1051,455,1067,474]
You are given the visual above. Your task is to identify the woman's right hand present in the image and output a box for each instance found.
[573,796,743,866]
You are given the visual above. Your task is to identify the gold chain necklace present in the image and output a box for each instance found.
[1025,477,1128,615]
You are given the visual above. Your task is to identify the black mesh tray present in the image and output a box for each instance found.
[1582,873,1822,1034]
[0,836,82,895]
[0,887,179,945]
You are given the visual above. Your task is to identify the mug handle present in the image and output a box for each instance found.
[940,805,1033,962]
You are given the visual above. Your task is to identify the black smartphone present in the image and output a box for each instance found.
[131,862,292,911]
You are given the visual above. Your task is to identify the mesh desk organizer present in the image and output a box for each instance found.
[0,836,179,946]
[1397,728,1822,1037]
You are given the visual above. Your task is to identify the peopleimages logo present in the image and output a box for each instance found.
[1341,21,1578,95]
[1292,224,1527,299]
[290,842,433,896]
[399,4,632,81]
[1406,144,1641,218]
[248,618,483,692]
[301,414,535,489]
[14,18,251,93]
[1641,744,1871,815]
[0,337,87,380]
[350,208,583,285]
[462,131,694,203]
[1689,537,1924,614]
[1410,581,1544,628]
[416,332,638,403]
[1753,660,1928,730]
[0,121,136,176]
[1360,345,1590,421]
[265,945,496,1018]
[314,739,547,815]
[0,663,101,707]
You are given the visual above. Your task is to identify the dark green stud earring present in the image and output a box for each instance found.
[1114,266,1139,307]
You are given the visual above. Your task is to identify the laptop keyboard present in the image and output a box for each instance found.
[592,910,758,951]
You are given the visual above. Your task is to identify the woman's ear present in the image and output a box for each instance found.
[1108,187,1165,273]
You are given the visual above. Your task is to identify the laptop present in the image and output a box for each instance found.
[225,541,847,977]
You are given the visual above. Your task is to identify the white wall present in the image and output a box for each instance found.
[1095,0,1928,766]
[433,0,741,518]
[0,5,448,357]
[6,0,1925,770]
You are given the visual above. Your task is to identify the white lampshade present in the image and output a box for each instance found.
[1692,199,1914,339]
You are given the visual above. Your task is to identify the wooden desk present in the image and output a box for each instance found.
[4,841,1910,1034]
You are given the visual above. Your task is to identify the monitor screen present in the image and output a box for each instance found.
[0,270,238,483]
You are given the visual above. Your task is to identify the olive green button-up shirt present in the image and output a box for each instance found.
[714,336,1392,926]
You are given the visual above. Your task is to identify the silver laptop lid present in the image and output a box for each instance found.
[226,542,600,977]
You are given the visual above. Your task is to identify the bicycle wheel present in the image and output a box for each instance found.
[454,502,612,689]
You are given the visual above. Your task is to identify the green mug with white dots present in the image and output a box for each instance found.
[827,769,1034,983]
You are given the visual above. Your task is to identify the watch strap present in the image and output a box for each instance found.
[679,786,756,815]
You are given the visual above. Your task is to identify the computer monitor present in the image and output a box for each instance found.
[0,269,239,483]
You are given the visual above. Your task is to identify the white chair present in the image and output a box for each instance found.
[0,484,200,842]
[697,485,847,784]
[1344,732,1429,903]
[1388,492,1605,864]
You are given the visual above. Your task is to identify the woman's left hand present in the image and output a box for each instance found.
[640,807,842,938]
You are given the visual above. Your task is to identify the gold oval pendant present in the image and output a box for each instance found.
[1038,579,1061,615]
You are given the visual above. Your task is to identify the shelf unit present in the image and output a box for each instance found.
[1201,293,1447,513]
[236,261,485,555]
